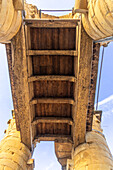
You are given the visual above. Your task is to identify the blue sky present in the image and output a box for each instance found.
[0,1,113,170]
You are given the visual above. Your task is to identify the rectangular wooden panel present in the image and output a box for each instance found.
[30,28,76,50]
[36,123,71,135]
[35,103,72,118]
[33,55,74,75]
[33,81,74,98]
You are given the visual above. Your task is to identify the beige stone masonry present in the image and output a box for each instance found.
[73,131,113,170]
[74,0,113,41]
[0,112,34,170]
[71,113,113,170]
[0,0,22,43]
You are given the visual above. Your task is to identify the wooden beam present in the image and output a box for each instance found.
[24,19,80,28]
[25,25,36,141]
[30,98,75,105]
[34,134,72,143]
[73,23,93,147]
[28,75,76,83]
[32,117,73,125]
[11,25,32,149]
[26,50,78,56]
[72,25,79,146]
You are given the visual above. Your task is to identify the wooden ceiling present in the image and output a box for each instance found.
[25,19,78,165]
[5,17,100,168]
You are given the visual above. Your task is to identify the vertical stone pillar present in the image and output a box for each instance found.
[0,111,34,170]
[70,112,113,170]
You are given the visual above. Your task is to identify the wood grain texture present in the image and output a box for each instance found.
[27,50,77,56]
[35,103,72,118]
[30,28,76,50]
[33,55,74,76]
[28,75,76,83]
[32,117,73,125]
[30,98,75,105]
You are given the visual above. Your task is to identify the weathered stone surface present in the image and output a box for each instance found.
[71,115,113,169]
[80,0,113,40]
[73,23,93,147]
[0,0,22,43]
[74,0,87,10]
[13,0,24,10]
[0,112,33,170]
[86,43,100,131]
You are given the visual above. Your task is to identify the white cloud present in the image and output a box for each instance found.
[95,95,113,119]
[46,162,54,170]
[98,95,113,106]
[95,95,113,155]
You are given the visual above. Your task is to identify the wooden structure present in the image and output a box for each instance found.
[0,0,113,169]
[5,14,101,167]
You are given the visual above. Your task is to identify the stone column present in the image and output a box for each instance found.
[70,112,113,170]
[74,0,113,40]
[0,0,23,43]
[0,111,34,170]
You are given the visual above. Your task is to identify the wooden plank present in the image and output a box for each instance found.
[32,117,73,125]
[34,134,72,143]
[11,25,32,149]
[25,26,35,122]
[28,75,76,83]
[72,26,78,144]
[25,26,36,140]
[73,23,93,147]
[26,50,78,56]
[30,98,75,105]
[24,19,80,28]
